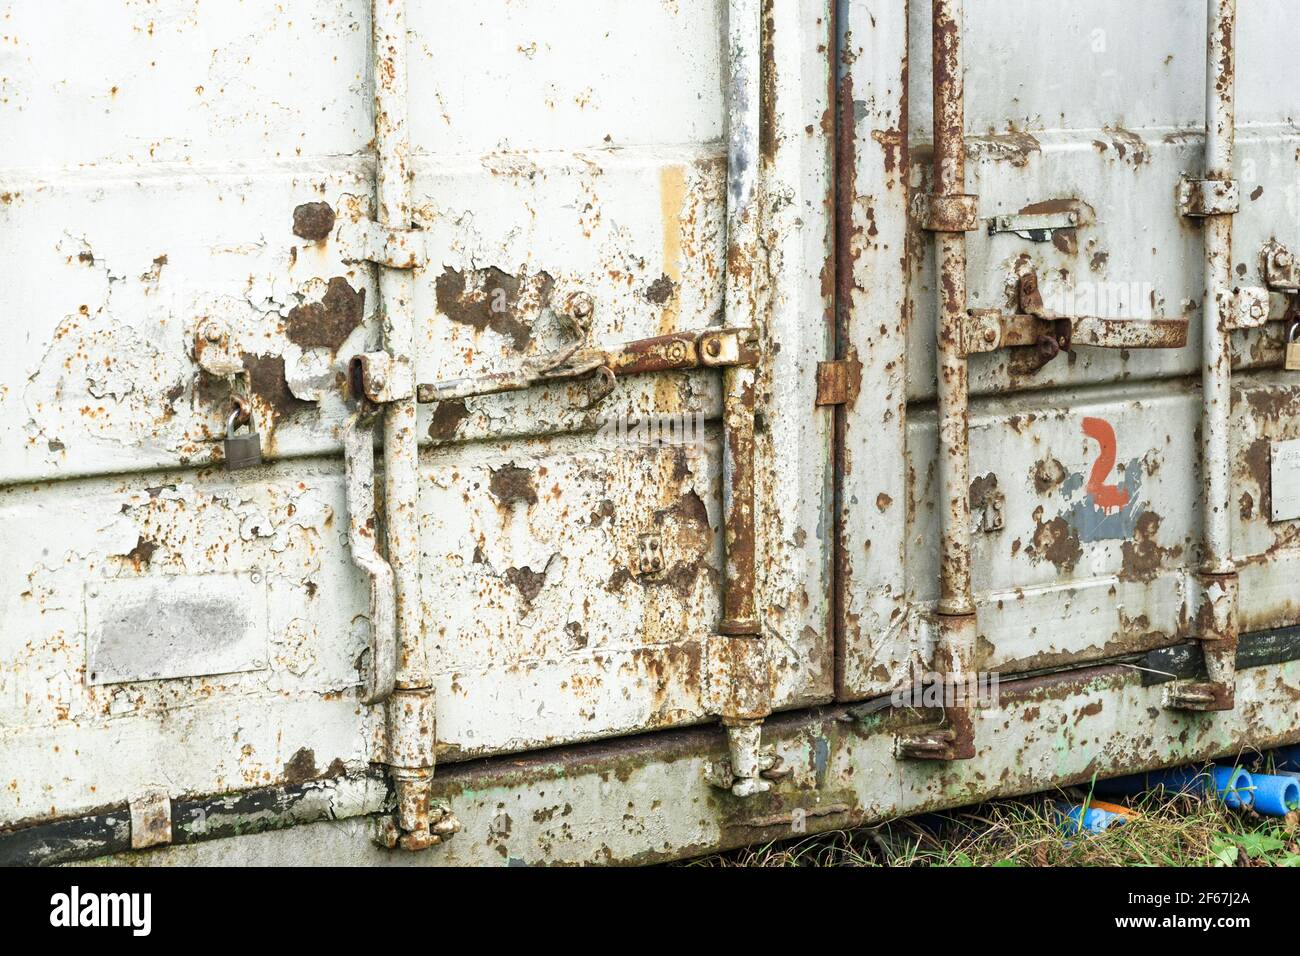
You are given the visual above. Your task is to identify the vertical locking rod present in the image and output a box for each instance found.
[371,0,440,848]
[897,0,977,760]
[1170,0,1240,711]
[711,0,771,796]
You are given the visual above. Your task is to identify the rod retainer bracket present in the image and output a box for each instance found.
[335,218,426,270]
[893,611,978,762]
[350,350,414,405]
[1218,286,1271,331]
[918,193,980,233]
[1178,176,1240,218]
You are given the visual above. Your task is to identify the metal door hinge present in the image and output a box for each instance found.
[129,787,172,850]
[1177,176,1240,218]
[815,358,862,407]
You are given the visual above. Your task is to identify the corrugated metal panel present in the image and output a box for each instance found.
[2,0,1299,863]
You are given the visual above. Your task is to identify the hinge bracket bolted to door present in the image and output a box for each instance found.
[815,359,862,406]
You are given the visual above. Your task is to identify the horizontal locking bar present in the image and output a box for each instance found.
[416,327,759,403]
[966,268,1190,361]
[963,311,1189,357]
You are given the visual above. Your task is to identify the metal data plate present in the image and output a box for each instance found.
[85,572,268,685]
[1271,439,1300,522]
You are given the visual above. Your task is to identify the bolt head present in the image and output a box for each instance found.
[705,339,722,357]
[203,323,223,344]
[1277,251,1293,268]
[569,293,594,319]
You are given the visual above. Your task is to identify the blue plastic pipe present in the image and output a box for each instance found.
[1249,773,1300,817]
[1094,765,1254,809]
[1057,803,1128,835]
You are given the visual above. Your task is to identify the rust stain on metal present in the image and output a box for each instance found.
[1032,457,1067,493]
[657,165,686,334]
[291,201,336,242]
[759,0,776,162]
[1028,507,1083,572]
[241,353,312,423]
[1101,126,1150,167]
[488,463,538,508]
[435,266,553,350]
[1119,512,1182,583]
[282,748,318,787]
[1244,438,1272,518]
[427,399,469,441]
[1051,228,1078,256]
[719,367,759,634]
[122,535,158,569]
[285,276,365,351]
[644,274,676,305]
[967,129,1040,167]
[505,564,550,604]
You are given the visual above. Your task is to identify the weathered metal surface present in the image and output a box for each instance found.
[67,658,1300,866]
[4,0,1300,865]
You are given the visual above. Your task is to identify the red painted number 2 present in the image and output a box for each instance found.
[1081,417,1130,511]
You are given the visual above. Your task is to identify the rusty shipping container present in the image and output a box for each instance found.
[2,0,1300,866]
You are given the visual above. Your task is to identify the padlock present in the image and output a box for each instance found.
[1287,322,1300,371]
[224,405,262,470]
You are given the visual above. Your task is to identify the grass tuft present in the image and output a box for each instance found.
[685,788,1300,867]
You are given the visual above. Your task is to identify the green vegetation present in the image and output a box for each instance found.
[688,788,1300,867]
